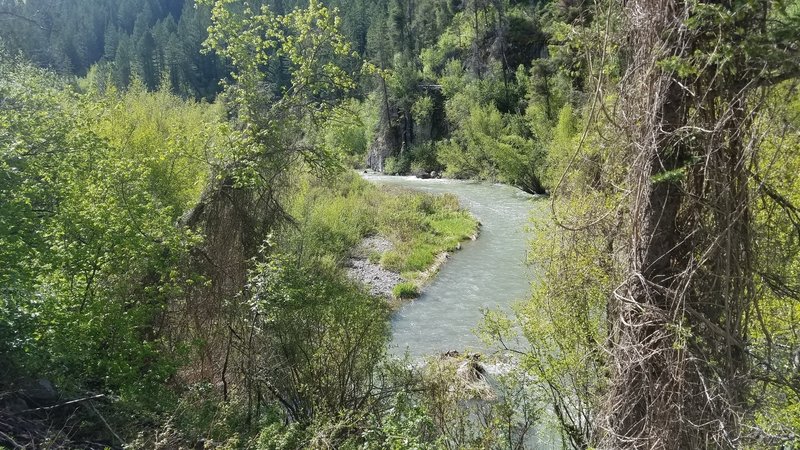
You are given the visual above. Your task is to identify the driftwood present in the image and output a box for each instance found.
[20,394,105,414]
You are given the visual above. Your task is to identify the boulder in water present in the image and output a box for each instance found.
[441,350,461,358]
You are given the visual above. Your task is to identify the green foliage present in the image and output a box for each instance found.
[286,171,477,282]
[350,0,562,195]
[200,0,361,187]
[360,392,439,450]
[91,83,223,211]
[747,81,800,444]
[478,198,614,448]
[202,0,356,111]
[408,144,441,174]
[393,282,420,299]
[412,95,434,122]
[0,56,217,419]
[245,250,390,425]
[414,355,540,449]
[377,191,476,277]
[0,0,227,99]
[285,171,378,263]
[319,99,372,167]
[438,99,548,193]
[384,155,411,175]
[4,1,800,448]
[256,422,308,450]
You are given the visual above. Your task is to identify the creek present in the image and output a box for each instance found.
[362,173,544,358]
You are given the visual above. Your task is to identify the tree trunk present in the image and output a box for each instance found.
[602,0,753,447]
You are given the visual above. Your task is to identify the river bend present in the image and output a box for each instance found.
[363,174,542,358]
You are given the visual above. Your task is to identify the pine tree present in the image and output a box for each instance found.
[114,34,133,88]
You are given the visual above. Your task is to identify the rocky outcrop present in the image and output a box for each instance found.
[366,110,402,172]
[366,131,398,172]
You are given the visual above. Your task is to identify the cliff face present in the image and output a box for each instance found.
[366,88,447,172]
[366,115,401,172]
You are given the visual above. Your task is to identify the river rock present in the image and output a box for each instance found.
[346,259,403,298]
[346,235,404,298]
[351,235,393,257]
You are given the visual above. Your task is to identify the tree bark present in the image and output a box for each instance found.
[602,1,753,447]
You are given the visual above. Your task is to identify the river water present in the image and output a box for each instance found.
[362,174,543,358]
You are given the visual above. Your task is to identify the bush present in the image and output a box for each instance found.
[409,143,442,175]
[318,99,371,168]
[256,422,308,450]
[384,155,412,175]
[0,59,204,417]
[245,254,390,425]
[393,282,419,299]
[285,172,377,261]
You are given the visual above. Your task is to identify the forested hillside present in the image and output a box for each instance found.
[0,0,227,98]
[2,0,800,449]
[2,0,568,193]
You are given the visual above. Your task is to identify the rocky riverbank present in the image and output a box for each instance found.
[345,227,479,302]
[345,236,403,298]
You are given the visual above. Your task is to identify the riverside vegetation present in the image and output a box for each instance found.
[2,0,800,448]
[0,51,482,448]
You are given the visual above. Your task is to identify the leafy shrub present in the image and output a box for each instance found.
[286,172,377,261]
[360,392,439,449]
[0,59,207,415]
[246,254,390,424]
[319,99,371,167]
[409,143,442,175]
[384,155,412,175]
[256,422,308,450]
[393,282,419,299]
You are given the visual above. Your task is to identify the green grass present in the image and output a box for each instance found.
[405,242,438,272]
[392,282,419,299]
[429,215,477,249]
[285,171,479,292]
[375,190,478,278]
[367,251,382,264]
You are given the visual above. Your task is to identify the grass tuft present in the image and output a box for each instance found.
[392,282,419,299]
